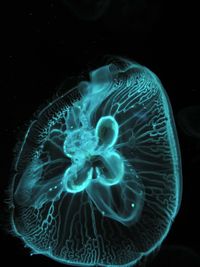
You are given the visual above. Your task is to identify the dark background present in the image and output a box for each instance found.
[1,0,200,266]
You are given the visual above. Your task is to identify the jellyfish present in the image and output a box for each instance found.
[9,57,182,266]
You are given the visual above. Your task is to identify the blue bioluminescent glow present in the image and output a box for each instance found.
[9,57,182,267]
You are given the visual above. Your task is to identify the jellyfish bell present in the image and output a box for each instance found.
[9,57,182,267]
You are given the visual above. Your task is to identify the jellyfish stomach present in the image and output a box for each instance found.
[62,115,125,193]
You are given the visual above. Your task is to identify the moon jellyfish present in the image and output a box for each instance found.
[9,57,182,267]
